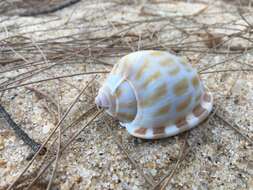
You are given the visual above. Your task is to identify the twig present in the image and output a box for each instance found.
[18,0,81,16]
[0,104,46,156]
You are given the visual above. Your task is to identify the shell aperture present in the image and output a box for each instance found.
[95,50,213,139]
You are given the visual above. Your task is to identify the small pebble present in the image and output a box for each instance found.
[149,168,157,176]
[74,175,82,184]
[0,159,6,167]
[112,174,119,182]
[42,123,53,134]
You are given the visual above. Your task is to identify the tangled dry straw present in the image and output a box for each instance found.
[0,0,252,189]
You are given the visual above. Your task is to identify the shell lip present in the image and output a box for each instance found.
[124,86,214,139]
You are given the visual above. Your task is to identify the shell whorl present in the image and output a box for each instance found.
[96,50,213,139]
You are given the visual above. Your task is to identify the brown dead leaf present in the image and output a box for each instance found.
[0,159,6,167]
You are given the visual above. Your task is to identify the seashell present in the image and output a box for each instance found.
[95,50,213,139]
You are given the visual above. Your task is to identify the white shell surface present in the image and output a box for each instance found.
[97,50,213,139]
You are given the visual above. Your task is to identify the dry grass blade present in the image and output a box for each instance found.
[0,63,59,88]
[26,109,103,189]
[25,86,58,110]
[0,36,103,88]
[22,105,97,189]
[103,118,156,187]
[200,68,253,74]
[237,8,253,29]
[7,76,97,190]
[152,132,189,190]
[214,112,253,145]
[0,71,109,92]
[198,54,246,73]
[31,38,49,64]
[46,96,62,190]
[1,0,253,189]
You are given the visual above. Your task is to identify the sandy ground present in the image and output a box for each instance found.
[0,0,252,189]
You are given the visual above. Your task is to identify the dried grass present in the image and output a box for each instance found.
[0,0,252,189]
